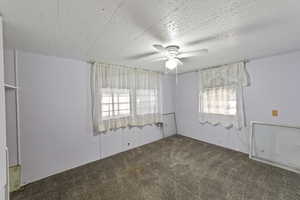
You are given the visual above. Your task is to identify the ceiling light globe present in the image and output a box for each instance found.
[165,59,178,70]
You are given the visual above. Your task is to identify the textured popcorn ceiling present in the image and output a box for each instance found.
[1,0,300,72]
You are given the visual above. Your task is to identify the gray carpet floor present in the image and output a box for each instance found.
[11,135,300,200]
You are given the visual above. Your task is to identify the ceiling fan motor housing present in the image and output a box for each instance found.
[166,45,180,58]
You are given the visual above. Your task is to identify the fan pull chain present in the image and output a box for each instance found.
[176,66,178,84]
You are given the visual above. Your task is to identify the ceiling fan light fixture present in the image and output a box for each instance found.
[165,58,178,70]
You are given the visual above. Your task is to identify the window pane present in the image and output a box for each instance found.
[119,96,129,103]
[102,96,112,104]
[119,104,129,110]
[101,89,131,119]
[114,104,119,111]
[114,110,119,116]
[201,86,236,115]
[102,111,109,117]
[120,110,130,115]
[113,96,118,103]
[102,104,111,112]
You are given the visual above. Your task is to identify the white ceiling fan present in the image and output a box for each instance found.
[152,44,208,71]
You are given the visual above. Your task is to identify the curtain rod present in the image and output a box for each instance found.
[87,60,164,75]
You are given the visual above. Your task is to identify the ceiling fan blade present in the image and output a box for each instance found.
[153,44,166,52]
[178,49,208,58]
[125,52,158,60]
[150,57,167,63]
[178,57,191,63]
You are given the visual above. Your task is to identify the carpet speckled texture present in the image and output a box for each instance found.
[11,135,300,200]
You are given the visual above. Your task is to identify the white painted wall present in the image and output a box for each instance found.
[17,51,100,184]
[3,50,18,167]
[176,51,300,154]
[0,17,8,200]
[162,75,176,114]
[3,51,176,185]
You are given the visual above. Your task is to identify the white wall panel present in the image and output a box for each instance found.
[100,125,164,159]
[3,49,18,166]
[0,16,8,200]
[4,89,17,166]
[162,75,176,114]
[100,130,123,159]
[17,51,100,184]
[137,126,163,145]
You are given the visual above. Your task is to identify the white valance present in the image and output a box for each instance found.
[92,63,162,133]
[199,62,249,89]
[198,62,249,129]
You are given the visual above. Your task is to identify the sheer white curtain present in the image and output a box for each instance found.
[198,62,249,129]
[133,69,162,126]
[91,63,162,133]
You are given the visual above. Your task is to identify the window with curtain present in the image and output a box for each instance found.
[136,89,158,115]
[198,62,249,129]
[92,63,162,133]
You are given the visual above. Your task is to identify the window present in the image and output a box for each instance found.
[198,62,249,129]
[136,89,158,115]
[200,86,237,116]
[92,63,162,133]
[101,89,130,119]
